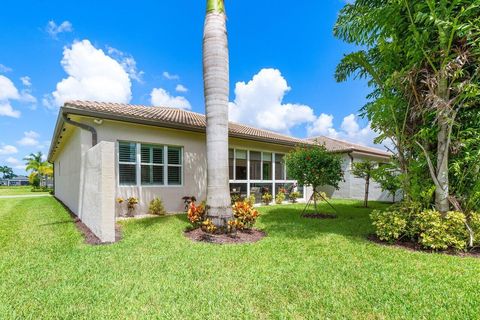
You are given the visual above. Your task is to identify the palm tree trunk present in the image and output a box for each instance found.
[203,0,233,228]
[436,77,450,216]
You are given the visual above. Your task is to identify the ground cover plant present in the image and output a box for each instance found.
[1,196,480,319]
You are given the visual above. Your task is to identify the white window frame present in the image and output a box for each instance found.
[228,148,302,200]
[140,144,165,186]
[118,141,183,188]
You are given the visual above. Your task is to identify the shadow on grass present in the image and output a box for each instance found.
[259,201,391,240]
[39,220,74,227]
[128,213,189,229]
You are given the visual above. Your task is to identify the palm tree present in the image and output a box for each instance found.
[24,152,43,173]
[203,0,233,227]
[24,152,52,187]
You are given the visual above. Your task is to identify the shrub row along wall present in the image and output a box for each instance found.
[78,141,116,242]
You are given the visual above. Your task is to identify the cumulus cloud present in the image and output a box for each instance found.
[229,68,315,133]
[150,88,191,110]
[0,64,12,73]
[308,113,380,148]
[106,46,144,83]
[175,84,188,93]
[45,40,132,109]
[162,71,179,80]
[0,145,18,155]
[20,76,31,87]
[5,157,25,170]
[0,75,21,118]
[46,20,73,39]
[17,131,40,146]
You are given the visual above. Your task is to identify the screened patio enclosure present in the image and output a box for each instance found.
[228,148,304,204]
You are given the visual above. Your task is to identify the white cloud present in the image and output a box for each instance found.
[308,113,380,148]
[0,75,21,117]
[150,88,191,110]
[20,76,31,87]
[163,71,179,80]
[17,131,40,146]
[175,84,188,93]
[0,103,21,118]
[106,46,144,83]
[0,64,12,73]
[46,20,73,39]
[0,145,18,155]
[229,68,315,133]
[5,157,25,170]
[45,40,132,109]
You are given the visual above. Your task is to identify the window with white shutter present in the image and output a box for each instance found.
[119,142,137,185]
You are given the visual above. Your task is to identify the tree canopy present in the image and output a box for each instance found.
[335,0,480,213]
[286,145,344,191]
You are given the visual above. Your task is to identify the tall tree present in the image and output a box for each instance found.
[351,160,377,208]
[335,0,480,215]
[0,166,16,179]
[203,0,233,227]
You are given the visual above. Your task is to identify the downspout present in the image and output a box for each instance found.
[62,113,97,147]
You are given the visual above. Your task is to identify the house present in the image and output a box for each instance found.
[48,101,391,242]
[0,176,29,186]
[307,136,397,202]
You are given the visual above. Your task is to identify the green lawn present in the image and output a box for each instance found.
[0,186,49,196]
[1,197,479,319]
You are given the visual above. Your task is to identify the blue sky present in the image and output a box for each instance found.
[0,0,375,175]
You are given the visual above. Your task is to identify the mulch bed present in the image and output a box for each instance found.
[185,228,266,244]
[55,197,122,245]
[302,213,337,219]
[368,234,480,258]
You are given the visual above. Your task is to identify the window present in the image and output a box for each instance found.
[118,142,183,186]
[275,154,285,180]
[167,147,182,185]
[119,142,137,185]
[141,145,164,185]
[229,149,234,180]
[262,152,272,180]
[235,149,247,180]
[250,151,261,180]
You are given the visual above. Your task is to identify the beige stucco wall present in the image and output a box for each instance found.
[53,126,90,214]
[78,141,116,242]
[313,153,398,202]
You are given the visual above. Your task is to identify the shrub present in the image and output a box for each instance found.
[275,192,285,204]
[470,212,480,246]
[229,201,260,231]
[289,191,301,203]
[202,219,217,234]
[182,196,196,212]
[149,197,166,216]
[246,194,256,207]
[117,197,139,217]
[314,191,329,202]
[187,202,206,227]
[370,209,408,243]
[413,210,468,251]
[231,194,243,205]
[262,193,272,205]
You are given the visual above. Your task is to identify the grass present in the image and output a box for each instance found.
[0,186,49,196]
[1,197,479,319]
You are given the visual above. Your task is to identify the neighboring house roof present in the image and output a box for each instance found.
[307,136,391,158]
[48,100,391,161]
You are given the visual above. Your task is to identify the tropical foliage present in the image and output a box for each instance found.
[351,160,377,207]
[0,166,16,179]
[286,145,343,213]
[24,152,52,188]
[335,0,480,215]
